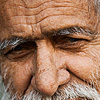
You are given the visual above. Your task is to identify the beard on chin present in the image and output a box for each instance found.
[22,82,100,100]
[0,76,100,100]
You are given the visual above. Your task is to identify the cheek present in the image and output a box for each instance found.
[64,54,100,82]
[13,60,34,94]
[1,56,34,95]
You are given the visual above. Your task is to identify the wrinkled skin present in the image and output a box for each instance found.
[0,0,100,100]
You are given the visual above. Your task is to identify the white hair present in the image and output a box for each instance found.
[0,76,100,100]
[94,0,100,13]
[22,82,100,100]
[0,76,10,100]
[0,0,100,100]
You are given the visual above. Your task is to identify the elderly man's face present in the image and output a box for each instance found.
[0,0,100,100]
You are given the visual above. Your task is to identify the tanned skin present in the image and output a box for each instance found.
[0,0,100,100]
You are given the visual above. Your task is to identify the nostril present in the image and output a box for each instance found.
[31,76,37,91]
[30,69,70,96]
[30,70,70,96]
[57,69,70,85]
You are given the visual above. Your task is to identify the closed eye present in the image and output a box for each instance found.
[5,41,36,60]
[52,35,89,50]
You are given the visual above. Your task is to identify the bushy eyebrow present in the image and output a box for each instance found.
[43,26,94,38]
[52,26,93,36]
[0,37,28,51]
[0,26,93,52]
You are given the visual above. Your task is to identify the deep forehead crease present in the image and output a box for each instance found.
[0,0,92,35]
[0,0,98,50]
[2,0,90,10]
[11,0,72,7]
[3,0,89,17]
[21,0,79,9]
[0,0,99,14]
[0,0,97,29]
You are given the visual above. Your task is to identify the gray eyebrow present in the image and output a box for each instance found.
[52,26,93,36]
[0,37,27,51]
[0,27,94,53]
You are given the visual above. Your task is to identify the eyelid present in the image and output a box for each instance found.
[1,46,15,55]
[65,33,93,40]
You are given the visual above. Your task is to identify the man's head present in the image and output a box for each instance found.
[0,0,100,100]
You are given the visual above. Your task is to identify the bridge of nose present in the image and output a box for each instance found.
[35,40,58,96]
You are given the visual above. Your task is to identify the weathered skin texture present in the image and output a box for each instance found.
[0,0,100,100]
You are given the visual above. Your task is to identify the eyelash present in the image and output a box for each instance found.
[5,41,36,60]
[4,36,89,60]
[52,36,89,50]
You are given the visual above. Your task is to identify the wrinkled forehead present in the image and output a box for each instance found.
[0,0,99,39]
[0,0,95,8]
[6,0,90,7]
[0,0,92,15]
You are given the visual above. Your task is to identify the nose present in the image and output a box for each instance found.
[31,40,70,96]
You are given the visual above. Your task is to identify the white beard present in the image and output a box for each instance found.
[0,76,100,100]
[0,76,10,100]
